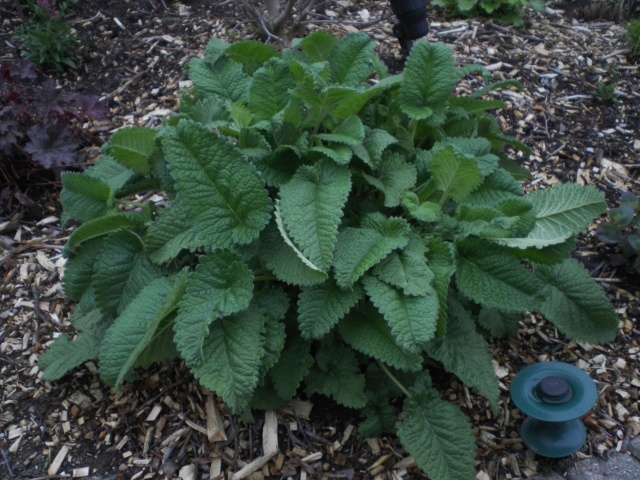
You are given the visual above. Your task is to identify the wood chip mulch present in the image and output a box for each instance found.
[1,1,639,479]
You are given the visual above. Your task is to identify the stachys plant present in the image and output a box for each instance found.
[40,32,618,480]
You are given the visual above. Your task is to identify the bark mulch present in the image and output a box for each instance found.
[1,0,639,479]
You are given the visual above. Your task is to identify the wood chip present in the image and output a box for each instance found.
[262,410,278,455]
[230,451,277,480]
[205,395,227,442]
[146,404,163,422]
[48,445,70,476]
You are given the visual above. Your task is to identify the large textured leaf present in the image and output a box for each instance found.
[455,239,543,313]
[270,339,314,400]
[363,275,438,353]
[60,172,114,226]
[310,144,353,165]
[183,96,231,129]
[399,41,456,123]
[402,193,442,223]
[174,250,254,366]
[259,311,286,374]
[86,155,135,191]
[253,287,289,373]
[425,237,456,336]
[535,259,618,344]
[477,307,521,338]
[93,230,161,317]
[430,146,483,203]
[67,215,138,253]
[225,40,278,75]
[249,58,295,121]
[279,159,352,272]
[189,56,250,102]
[108,127,157,174]
[328,32,376,86]
[373,233,434,296]
[260,222,328,287]
[39,308,108,380]
[511,236,577,266]
[314,115,365,146]
[362,153,417,208]
[99,275,186,389]
[293,83,359,118]
[304,343,367,408]
[523,184,606,248]
[63,237,105,301]
[339,306,423,371]
[163,121,271,248]
[331,79,402,122]
[434,137,499,177]
[133,317,178,369]
[297,30,337,62]
[466,168,523,206]
[297,280,363,339]
[359,398,397,438]
[355,128,398,167]
[333,214,410,288]
[191,306,266,413]
[144,201,203,264]
[425,296,500,411]
[398,377,476,480]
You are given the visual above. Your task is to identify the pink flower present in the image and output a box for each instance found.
[36,0,59,19]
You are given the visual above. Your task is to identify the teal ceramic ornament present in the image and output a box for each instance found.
[510,362,598,458]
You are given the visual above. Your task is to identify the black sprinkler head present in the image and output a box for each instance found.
[389,0,429,56]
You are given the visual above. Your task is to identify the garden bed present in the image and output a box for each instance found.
[1,1,639,478]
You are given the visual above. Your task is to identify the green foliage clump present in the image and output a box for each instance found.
[41,32,618,480]
[626,19,640,57]
[432,0,546,26]
[595,65,619,103]
[597,192,640,273]
[17,0,77,71]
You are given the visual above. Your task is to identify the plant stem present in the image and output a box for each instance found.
[409,118,418,144]
[118,199,147,208]
[376,360,413,398]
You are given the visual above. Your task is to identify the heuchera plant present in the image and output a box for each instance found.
[40,33,618,480]
[0,60,107,173]
[432,0,546,26]
[596,192,640,273]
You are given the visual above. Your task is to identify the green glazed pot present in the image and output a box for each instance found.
[510,362,598,458]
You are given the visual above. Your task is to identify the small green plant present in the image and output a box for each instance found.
[40,33,618,480]
[17,0,77,71]
[595,67,619,103]
[432,0,546,25]
[626,19,640,57]
[597,192,640,273]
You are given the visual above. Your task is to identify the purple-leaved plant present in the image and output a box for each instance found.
[0,59,108,181]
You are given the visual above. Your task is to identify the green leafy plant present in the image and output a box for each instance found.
[626,19,640,58]
[40,33,618,480]
[595,66,619,103]
[597,192,640,272]
[16,0,78,71]
[432,0,546,26]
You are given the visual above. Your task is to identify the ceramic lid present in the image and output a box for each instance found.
[510,362,598,422]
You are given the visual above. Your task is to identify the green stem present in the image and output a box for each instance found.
[118,199,147,208]
[409,118,418,144]
[376,360,413,399]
